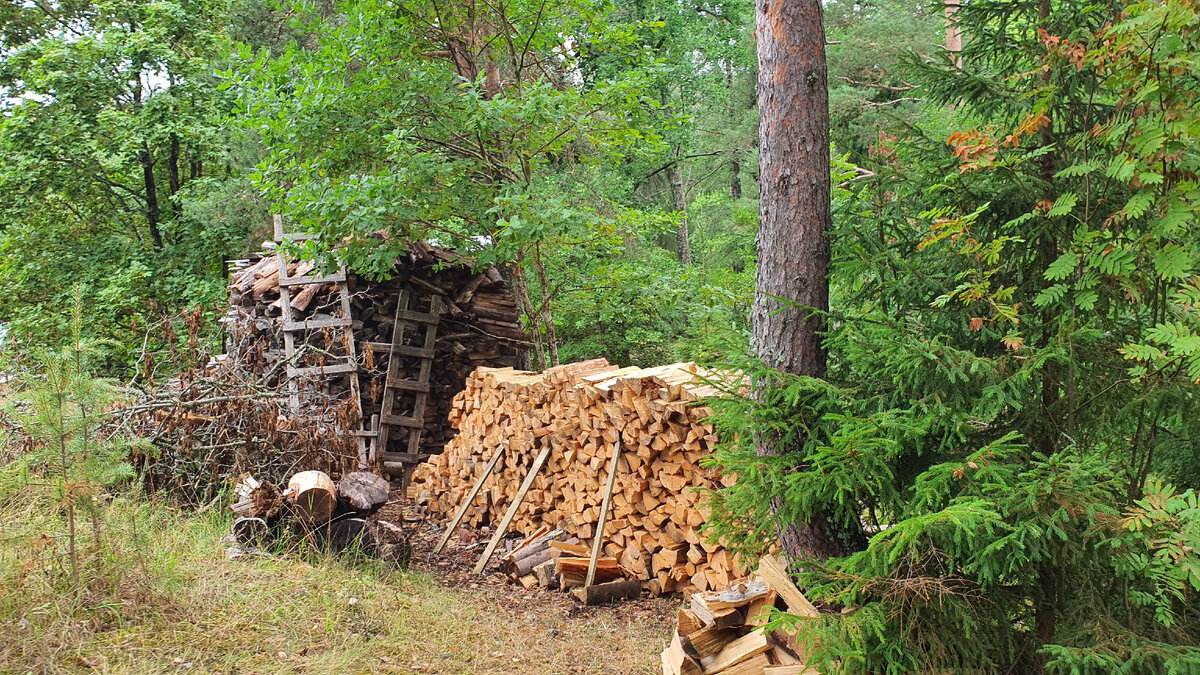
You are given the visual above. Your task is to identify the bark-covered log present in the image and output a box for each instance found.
[338,472,390,512]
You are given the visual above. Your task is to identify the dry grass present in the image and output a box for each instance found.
[0,487,673,674]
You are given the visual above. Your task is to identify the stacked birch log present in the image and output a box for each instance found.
[408,358,746,596]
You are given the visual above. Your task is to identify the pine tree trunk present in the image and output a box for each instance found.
[753,0,843,560]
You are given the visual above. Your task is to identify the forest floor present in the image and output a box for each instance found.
[0,489,674,674]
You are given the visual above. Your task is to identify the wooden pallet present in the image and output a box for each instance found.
[272,215,368,468]
[376,288,442,483]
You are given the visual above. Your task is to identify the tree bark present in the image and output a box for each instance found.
[513,263,547,370]
[752,0,842,560]
[728,68,743,200]
[139,143,163,249]
[167,134,182,220]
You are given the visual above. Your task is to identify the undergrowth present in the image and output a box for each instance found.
[0,482,667,674]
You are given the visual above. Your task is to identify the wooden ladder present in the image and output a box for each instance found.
[372,289,442,482]
[272,215,369,468]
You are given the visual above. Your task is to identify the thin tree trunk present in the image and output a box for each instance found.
[533,243,560,367]
[168,134,182,220]
[753,0,843,560]
[945,0,962,67]
[669,147,693,266]
[140,143,163,249]
[1034,0,1059,662]
[728,68,743,200]
[513,263,546,370]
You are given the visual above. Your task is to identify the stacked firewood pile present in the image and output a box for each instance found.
[661,554,822,675]
[224,239,527,459]
[228,469,410,563]
[408,358,746,596]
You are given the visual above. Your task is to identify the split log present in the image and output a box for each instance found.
[659,568,824,674]
[230,475,282,519]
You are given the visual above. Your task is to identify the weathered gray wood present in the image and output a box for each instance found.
[338,471,390,511]
[434,444,506,555]
[585,439,622,589]
[473,443,553,574]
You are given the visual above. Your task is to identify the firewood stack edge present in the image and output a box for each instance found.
[661,554,823,675]
[408,357,746,597]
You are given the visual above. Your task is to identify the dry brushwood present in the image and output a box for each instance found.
[113,238,528,506]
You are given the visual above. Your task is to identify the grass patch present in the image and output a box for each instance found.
[0,486,669,673]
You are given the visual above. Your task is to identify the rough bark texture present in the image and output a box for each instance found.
[752,0,841,560]
[139,143,163,249]
[753,0,830,377]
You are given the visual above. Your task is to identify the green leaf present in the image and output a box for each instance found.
[1045,252,1078,281]
[1046,192,1078,218]
[1152,244,1191,280]
[1055,159,1101,178]
[1033,283,1068,308]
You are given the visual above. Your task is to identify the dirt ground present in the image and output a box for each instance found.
[372,491,679,674]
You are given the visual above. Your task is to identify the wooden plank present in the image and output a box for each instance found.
[376,289,410,464]
[713,653,771,675]
[434,444,506,554]
[287,362,358,378]
[273,216,300,411]
[763,667,819,675]
[365,343,436,359]
[585,439,622,589]
[283,316,353,331]
[757,554,820,618]
[278,271,347,287]
[380,414,424,428]
[395,309,440,324]
[386,379,431,393]
[473,443,554,574]
[336,278,367,469]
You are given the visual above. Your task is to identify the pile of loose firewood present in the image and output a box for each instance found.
[408,358,745,596]
[225,239,527,459]
[491,526,645,605]
[661,555,822,675]
[228,469,409,564]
